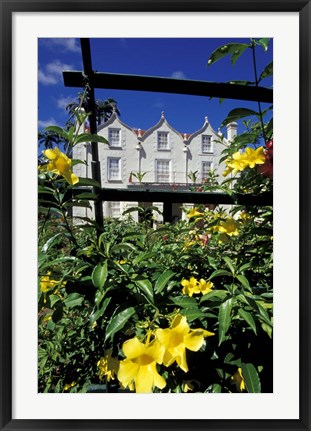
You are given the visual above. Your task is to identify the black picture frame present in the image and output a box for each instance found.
[1,1,310,430]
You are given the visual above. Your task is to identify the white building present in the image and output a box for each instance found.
[73,111,237,222]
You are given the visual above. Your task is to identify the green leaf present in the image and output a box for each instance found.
[75,133,109,145]
[256,38,270,51]
[241,363,261,393]
[74,177,101,188]
[230,44,250,65]
[180,307,206,322]
[238,308,257,334]
[155,270,176,294]
[90,297,112,324]
[71,159,87,167]
[223,256,235,276]
[238,262,253,273]
[261,322,273,338]
[132,252,157,265]
[260,61,273,81]
[44,126,68,141]
[208,269,232,280]
[207,43,250,66]
[218,297,233,344]
[265,117,273,139]
[105,307,136,342]
[236,274,251,292]
[41,232,69,253]
[206,384,222,393]
[74,192,98,200]
[64,293,84,308]
[200,290,228,303]
[134,279,154,304]
[92,261,108,289]
[39,256,77,272]
[221,108,259,127]
[49,295,61,308]
[171,295,198,308]
[111,242,136,253]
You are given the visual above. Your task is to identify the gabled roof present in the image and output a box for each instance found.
[96,111,223,144]
[97,111,135,135]
[138,111,185,142]
[186,116,221,144]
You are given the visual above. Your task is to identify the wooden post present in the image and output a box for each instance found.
[80,38,104,234]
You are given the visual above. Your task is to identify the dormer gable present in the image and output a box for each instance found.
[139,111,184,143]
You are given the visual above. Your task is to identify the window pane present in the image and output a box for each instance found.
[202,162,212,180]
[202,135,212,153]
[108,158,120,180]
[109,201,121,217]
[156,160,170,182]
[109,129,120,146]
[158,132,169,150]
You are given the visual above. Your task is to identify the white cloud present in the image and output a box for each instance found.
[56,95,74,110]
[38,69,58,85]
[171,71,186,80]
[41,38,80,53]
[38,117,59,129]
[38,60,73,86]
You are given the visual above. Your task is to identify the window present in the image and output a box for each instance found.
[108,157,121,181]
[156,160,170,183]
[109,201,121,218]
[157,132,169,150]
[201,135,213,153]
[202,161,212,181]
[108,128,121,147]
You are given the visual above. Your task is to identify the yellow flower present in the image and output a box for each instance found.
[117,335,166,393]
[225,146,265,175]
[181,277,200,297]
[63,381,76,391]
[40,272,65,293]
[182,380,195,392]
[198,279,214,295]
[243,146,265,168]
[97,349,119,382]
[231,368,246,392]
[42,147,79,185]
[239,211,251,223]
[217,218,239,237]
[222,166,233,177]
[187,207,203,219]
[226,151,249,174]
[156,314,214,373]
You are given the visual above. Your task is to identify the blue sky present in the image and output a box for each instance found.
[38,38,272,136]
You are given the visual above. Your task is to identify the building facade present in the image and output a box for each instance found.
[73,111,237,222]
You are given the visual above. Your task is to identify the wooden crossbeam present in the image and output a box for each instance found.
[63,71,273,103]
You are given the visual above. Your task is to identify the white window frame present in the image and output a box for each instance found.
[107,157,121,181]
[155,159,171,183]
[109,201,121,218]
[201,161,212,181]
[108,128,121,147]
[157,131,170,150]
[201,135,213,153]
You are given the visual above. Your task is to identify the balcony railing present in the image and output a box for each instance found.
[130,171,211,185]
